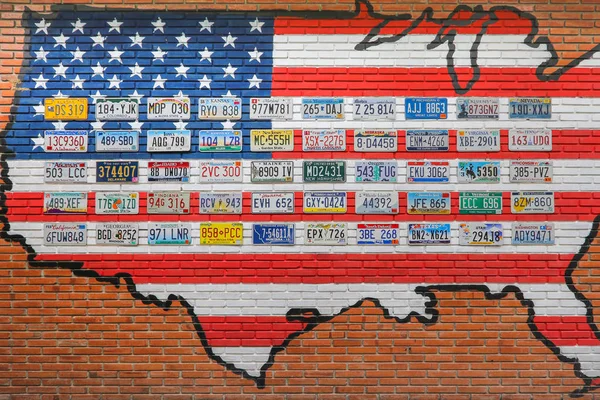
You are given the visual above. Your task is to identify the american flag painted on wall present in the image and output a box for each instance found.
[2,0,600,392]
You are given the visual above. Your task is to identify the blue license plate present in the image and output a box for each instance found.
[252,224,295,245]
[509,98,551,119]
[408,223,451,244]
[405,97,447,119]
[198,130,242,152]
[96,161,139,183]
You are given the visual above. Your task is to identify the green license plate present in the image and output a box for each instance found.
[459,192,503,214]
[303,161,346,183]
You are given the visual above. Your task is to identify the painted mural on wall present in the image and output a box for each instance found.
[1,0,600,396]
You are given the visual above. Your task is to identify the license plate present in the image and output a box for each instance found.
[198,160,242,183]
[456,130,500,152]
[96,223,139,246]
[459,192,503,214]
[303,161,346,183]
[44,223,87,245]
[355,192,398,214]
[407,161,450,183]
[457,161,501,183]
[355,161,397,183]
[147,130,191,152]
[407,192,451,215]
[303,191,347,213]
[147,97,191,120]
[509,97,551,119]
[405,97,447,119]
[251,192,295,214]
[198,130,242,152]
[305,223,347,245]
[509,161,553,183]
[198,98,241,120]
[96,161,138,183]
[406,130,449,151]
[95,192,139,214]
[251,161,294,183]
[250,98,293,120]
[353,98,396,120]
[200,222,243,245]
[459,223,503,246]
[252,224,295,245]
[95,130,139,152]
[250,129,294,151]
[44,130,88,152]
[199,192,242,214]
[302,129,346,151]
[44,98,88,121]
[302,98,344,120]
[357,223,399,245]
[148,223,191,245]
[147,192,191,214]
[511,191,554,214]
[354,130,397,152]
[148,161,190,183]
[508,129,552,151]
[44,161,87,183]
[43,192,87,214]
[512,223,555,245]
[95,98,139,121]
[408,223,451,245]
[456,98,499,119]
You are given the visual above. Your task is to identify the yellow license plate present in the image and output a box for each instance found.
[44,98,88,121]
[250,129,294,151]
[200,223,243,245]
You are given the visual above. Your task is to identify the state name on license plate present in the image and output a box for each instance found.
[512,223,555,245]
[199,130,242,152]
[508,129,552,151]
[44,161,87,183]
[147,97,191,120]
[355,161,397,183]
[44,130,88,152]
[509,161,553,183]
[459,223,503,246]
[96,161,138,183]
[354,130,397,152]
[148,161,190,183]
[148,223,191,245]
[456,98,499,119]
[250,130,294,152]
[407,192,451,215]
[250,98,293,120]
[200,222,243,245]
[459,192,503,214]
[44,98,88,121]
[405,97,447,119]
[458,161,501,183]
[357,224,399,245]
[95,131,139,152]
[95,98,139,121]
[252,224,295,245]
[147,191,191,214]
[251,161,294,183]
[252,192,295,214]
[353,98,396,120]
[355,192,398,214]
[147,130,191,152]
[44,223,87,245]
[511,191,554,214]
[43,192,87,214]
[406,130,449,151]
[509,97,551,119]
[96,223,139,246]
[408,223,451,245]
[407,161,450,183]
[303,129,346,151]
[198,98,241,120]
[303,161,345,183]
[95,192,139,214]
[457,130,500,152]
[199,192,242,214]
[302,98,344,120]
[305,223,347,245]
[199,160,242,183]
[303,191,347,213]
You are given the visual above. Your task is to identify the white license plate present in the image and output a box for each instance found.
[251,161,294,183]
[511,191,554,214]
[303,192,347,213]
[357,223,399,245]
[457,161,501,183]
[96,223,139,246]
[198,160,242,183]
[456,130,500,152]
[199,130,242,152]
[406,130,449,151]
[147,130,191,152]
[43,192,87,214]
[250,130,294,152]
[355,192,398,214]
[199,192,242,214]
[407,192,451,215]
[148,223,191,245]
[302,98,344,120]
[408,223,451,245]
[95,192,139,214]
[147,192,191,214]
[148,161,190,183]
[355,161,397,182]
[512,223,555,245]
[459,223,503,246]
[251,192,295,214]
[509,161,553,183]
[305,223,347,245]
[44,131,88,152]
[508,129,552,151]
[354,130,397,152]
[456,98,499,119]
[95,98,139,121]
[250,98,293,120]
[44,223,87,245]
[198,98,241,120]
[353,98,396,120]
[44,161,87,183]
[95,130,139,152]
[407,161,450,183]
[147,97,191,120]
[302,129,346,151]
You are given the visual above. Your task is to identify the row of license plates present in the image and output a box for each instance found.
[42,222,555,246]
